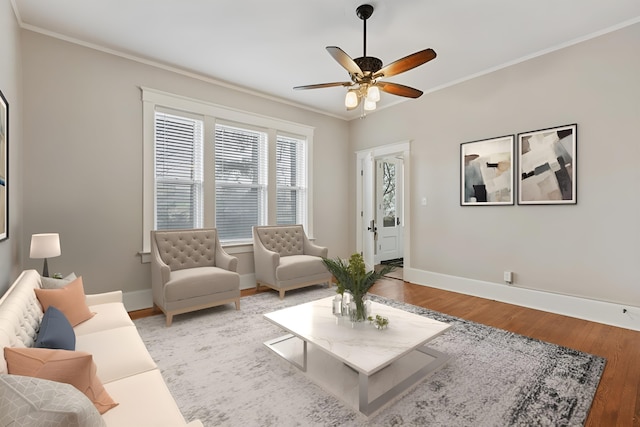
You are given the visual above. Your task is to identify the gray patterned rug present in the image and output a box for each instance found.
[134,286,605,426]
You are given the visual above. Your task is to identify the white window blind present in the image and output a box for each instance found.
[215,124,268,241]
[154,111,203,230]
[276,135,307,225]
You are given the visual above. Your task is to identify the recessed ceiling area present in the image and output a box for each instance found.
[12,0,640,120]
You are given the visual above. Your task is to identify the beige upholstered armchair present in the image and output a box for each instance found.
[253,225,331,299]
[151,228,240,326]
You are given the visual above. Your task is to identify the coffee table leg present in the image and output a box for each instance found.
[264,334,308,372]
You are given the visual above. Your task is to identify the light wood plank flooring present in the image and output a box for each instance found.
[133,278,640,426]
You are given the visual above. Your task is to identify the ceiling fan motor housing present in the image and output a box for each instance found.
[354,56,383,75]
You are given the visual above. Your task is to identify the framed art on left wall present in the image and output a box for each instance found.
[0,89,8,241]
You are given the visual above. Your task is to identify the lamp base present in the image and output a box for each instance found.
[42,258,49,278]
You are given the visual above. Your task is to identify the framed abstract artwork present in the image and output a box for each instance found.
[517,124,577,205]
[461,135,514,206]
[0,90,7,241]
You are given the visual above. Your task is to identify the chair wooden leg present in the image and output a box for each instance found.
[165,314,173,327]
[279,289,285,300]
[235,299,240,310]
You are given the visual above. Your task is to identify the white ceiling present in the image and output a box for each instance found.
[12,0,640,120]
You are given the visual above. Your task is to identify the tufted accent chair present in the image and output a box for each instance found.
[253,225,331,299]
[150,228,240,326]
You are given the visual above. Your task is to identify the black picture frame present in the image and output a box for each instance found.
[460,135,515,206]
[0,89,7,241]
[517,124,577,205]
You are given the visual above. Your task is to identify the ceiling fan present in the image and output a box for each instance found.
[294,4,436,113]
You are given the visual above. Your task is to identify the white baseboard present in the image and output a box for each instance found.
[123,273,258,312]
[404,267,640,332]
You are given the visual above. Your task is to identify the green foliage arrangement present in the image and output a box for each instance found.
[322,253,395,297]
[322,253,395,321]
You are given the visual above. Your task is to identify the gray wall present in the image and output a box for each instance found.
[20,30,350,295]
[350,23,640,307]
[0,0,23,293]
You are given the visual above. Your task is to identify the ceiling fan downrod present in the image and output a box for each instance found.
[356,4,374,58]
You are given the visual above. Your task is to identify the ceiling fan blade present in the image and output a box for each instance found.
[326,46,363,76]
[373,48,436,79]
[294,82,352,90]
[377,82,424,98]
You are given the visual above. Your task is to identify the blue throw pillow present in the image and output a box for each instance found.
[35,306,76,350]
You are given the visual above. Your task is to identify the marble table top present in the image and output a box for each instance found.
[264,296,451,375]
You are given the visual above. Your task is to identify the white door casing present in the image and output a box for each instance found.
[360,153,375,270]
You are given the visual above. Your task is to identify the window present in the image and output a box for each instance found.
[154,111,203,230]
[142,88,314,253]
[276,135,307,225]
[215,124,268,241]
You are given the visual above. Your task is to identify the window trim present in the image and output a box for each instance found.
[141,87,315,254]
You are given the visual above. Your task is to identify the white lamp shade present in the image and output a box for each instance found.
[366,86,380,102]
[364,98,377,111]
[30,233,61,259]
[345,91,359,109]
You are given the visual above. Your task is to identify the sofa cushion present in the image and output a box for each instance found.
[102,369,187,427]
[74,302,134,337]
[40,272,78,289]
[277,255,329,281]
[0,374,106,427]
[75,326,157,384]
[165,267,239,302]
[35,306,76,350]
[4,347,118,414]
[34,277,95,327]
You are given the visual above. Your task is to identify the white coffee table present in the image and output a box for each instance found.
[263,296,451,416]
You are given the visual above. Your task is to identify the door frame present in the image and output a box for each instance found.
[356,140,411,270]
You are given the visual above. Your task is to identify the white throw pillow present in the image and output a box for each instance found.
[0,374,106,427]
[41,272,77,289]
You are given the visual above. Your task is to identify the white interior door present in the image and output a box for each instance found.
[375,157,404,264]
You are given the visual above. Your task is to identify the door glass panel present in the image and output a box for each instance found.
[382,161,396,227]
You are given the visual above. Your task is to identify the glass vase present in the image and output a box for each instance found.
[332,294,343,316]
[349,294,369,323]
[342,291,352,317]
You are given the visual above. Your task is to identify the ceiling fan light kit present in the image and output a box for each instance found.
[294,3,436,116]
[345,90,359,109]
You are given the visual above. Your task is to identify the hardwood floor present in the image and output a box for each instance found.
[134,278,640,425]
[366,277,640,427]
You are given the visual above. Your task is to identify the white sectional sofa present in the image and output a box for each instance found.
[0,269,201,427]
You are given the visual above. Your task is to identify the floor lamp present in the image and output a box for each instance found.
[30,233,61,277]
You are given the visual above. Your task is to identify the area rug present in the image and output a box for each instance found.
[134,287,605,426]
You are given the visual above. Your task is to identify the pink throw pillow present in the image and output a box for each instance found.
[35,276,95,326]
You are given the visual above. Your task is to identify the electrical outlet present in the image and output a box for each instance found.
[503,271,513,284]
